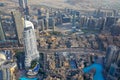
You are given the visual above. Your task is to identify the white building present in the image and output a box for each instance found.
[23,20,39,68]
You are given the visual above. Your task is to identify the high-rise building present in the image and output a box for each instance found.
[97,17,106,31]
[45,11,49,30]
[0,17,5,41]
[37,9,42,19]
[62,17,71,23]
[116,50,120,67]
[104,17,118,30]
[0,52,17,80]
[105,45,118,71]
[52,18,55,32]
[57,11,63,25]
[105,49,120,80]
[11,11,24,45]
[1,62,17,80]
[79,16,88,28]
[19,0,29,16]
[19,0,28,9]
[45,19,49,30]
[23,20,39,68]
[39,19,45,31]
[46,10,49,19]
[72,11,76,27]
[24,6,29,16]
[87,16,96,29]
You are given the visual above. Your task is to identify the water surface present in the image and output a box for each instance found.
[83,63,104,80]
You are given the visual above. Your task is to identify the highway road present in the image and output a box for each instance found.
[0,47,105,56]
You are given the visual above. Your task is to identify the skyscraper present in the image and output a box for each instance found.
[116,50,120,67]
[19,0,28,9]
[45,11,49,30]
[1,62,17,80]
[72,10,76,27]
[45,19,49,30]
[19,0,29,16]
[52,18,55,32]
[24,6,29,16]
[41,19,45,31]
[46,10,49,19]
[0,17,5,41]
[79,16,87,28]
[105,45,118,71]
[23,20,39,68]
[11,11,24,45]
[38,9,42,19]
[39,19,45,31]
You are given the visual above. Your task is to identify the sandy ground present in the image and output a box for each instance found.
[28,0,120,10]
[0,0,120,13]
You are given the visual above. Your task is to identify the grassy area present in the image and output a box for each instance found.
[30,60,38,69]
[49,31,63,36]
[82,29,100,34]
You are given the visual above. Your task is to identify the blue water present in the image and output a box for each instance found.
[19,77,38,80]
[70,60,77,69]
[83,63,104,80]
[33,64,40,72]
[19,64,40,80]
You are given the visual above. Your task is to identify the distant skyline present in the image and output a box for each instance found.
[1,0,120,10]
[28,0,120,10]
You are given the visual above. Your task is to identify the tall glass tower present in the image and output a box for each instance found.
[11,11,24,45]
[23,20,39,68]
[0,18,5,41]
[19,0,28,9]
[105,45,117,71]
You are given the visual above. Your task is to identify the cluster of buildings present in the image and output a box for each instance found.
[40,45,120,80]
[0,0,120,80]
[0,0,40,79]
[0,5,120,48]
[105,45,120,80]
[0,50,17,80]
[43,52,82,80]
[40,51,102,80]
[0,0,120,48]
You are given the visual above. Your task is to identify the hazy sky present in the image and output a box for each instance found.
[64,0,120,9]
[2,0,120,10]
[28,0,120,10]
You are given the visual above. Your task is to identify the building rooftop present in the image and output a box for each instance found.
[24,20,34,29]
[0,52,6,66]
[0,52,6,61]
